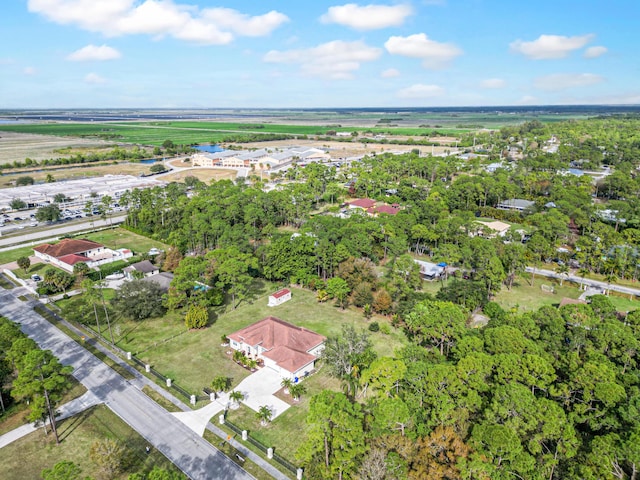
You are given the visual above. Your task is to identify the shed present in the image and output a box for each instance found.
[268,288,291,307]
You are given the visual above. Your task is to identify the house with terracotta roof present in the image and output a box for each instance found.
[268,288,291,307]
[347,198,377,210]
[227,317,325,379]
[33,238,132,272]
[367,204,400,216]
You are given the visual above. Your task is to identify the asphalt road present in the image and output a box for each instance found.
[0,288,255,480]
[525,266,640,298]
[0,215,126,249]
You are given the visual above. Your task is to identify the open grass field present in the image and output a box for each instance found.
[160,167,238,183]
[0,405,185,480]
[0,161,152,185]
[492,275,584,312]
[84,227,169,254]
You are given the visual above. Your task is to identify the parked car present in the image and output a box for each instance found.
[31,274,42,282]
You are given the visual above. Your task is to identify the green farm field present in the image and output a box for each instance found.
[0,121,466,145]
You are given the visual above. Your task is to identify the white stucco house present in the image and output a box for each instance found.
[227,317,325,380]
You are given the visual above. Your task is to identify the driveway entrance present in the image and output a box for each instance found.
[235,367,290,419]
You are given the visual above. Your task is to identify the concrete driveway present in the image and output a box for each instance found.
[235,368,290,420]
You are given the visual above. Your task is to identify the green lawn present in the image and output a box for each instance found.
[492,275,583,312]
[85,227,169,254]
[0,405,184,480]
[224,372,340,461]
[0,245,34,265]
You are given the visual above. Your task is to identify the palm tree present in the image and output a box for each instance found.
[605,272,618,295]
[289,383,307,402]
[280,378,293,395]
[211,376,230,393]
[256,405,272,426]
[232,350,246,364]
[82,279,101,335]
[578,267,590,290]
[247,359,258,371]
[555,263,569,286]
[228,390,244,409]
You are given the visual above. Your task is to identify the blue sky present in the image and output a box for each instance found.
[1,1,638,108]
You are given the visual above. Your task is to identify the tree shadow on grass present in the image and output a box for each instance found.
[56,407,94,443]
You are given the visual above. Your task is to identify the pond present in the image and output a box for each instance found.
[192,145,224,153]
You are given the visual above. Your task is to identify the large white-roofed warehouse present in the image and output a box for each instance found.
[0,175,167,211]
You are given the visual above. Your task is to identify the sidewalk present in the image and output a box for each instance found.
[0,390,102,449]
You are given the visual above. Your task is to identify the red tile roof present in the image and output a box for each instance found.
[370,204,400,215]
[228,316,325,374]
[271,288,291,299]
[34,238,103,259]
[57,254,90,266]
[261,346,316,374]
[348,198,376,209]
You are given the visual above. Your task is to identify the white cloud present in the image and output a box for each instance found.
[201,8,289,37]
[23,66,37,75]
[381,68,400,78]
[480,78,506,89]
[84,72,106,84]
[397,83,444,99]
[534,73,604,91]
[510,34,594,60]
[321,3,413,30]
[584,45,607,58]
[264,40,382,80]
[67,44,121,61]
[385,33,462,69]
[517,95,539,105]
[27,0,288,45]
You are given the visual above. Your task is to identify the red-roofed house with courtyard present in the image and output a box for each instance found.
[268,288,291,307]
[34,238,133,272]
[227,317,325,379]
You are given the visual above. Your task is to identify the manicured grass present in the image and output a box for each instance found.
[0,245,34,266]
[0,405,185,480]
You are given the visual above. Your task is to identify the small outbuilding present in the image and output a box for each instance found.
[268,288,291,307]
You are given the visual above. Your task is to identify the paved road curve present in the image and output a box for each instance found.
[0,288,255,480]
